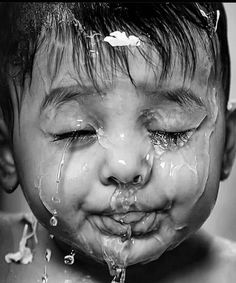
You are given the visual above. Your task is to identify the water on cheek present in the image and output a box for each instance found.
[52,138,72,204]
[34,138,73,228]
[153,90,219,230]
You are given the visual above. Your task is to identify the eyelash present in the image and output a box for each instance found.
[148,130,194,150]
[51,128,194,150]
[52,129,97,145]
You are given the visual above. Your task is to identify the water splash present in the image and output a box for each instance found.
[5,215,38,265]
[102,236,130,283]
[111,267,126,283]
[64,250,75,265]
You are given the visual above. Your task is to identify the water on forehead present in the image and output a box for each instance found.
[34,31,214,96]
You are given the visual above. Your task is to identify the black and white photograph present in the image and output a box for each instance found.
[0,3,236,283]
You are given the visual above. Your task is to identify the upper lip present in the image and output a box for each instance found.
[101,204,171,216]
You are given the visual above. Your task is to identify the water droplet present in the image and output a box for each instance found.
[89,49,98,58]
[50,215,58,227]
[64,250,75,265]
[42,266,48,283]
[34,175,43,190]
[118,159,126,166]
[45,249,51,262]
[120,133,125,140]
[52,196,61,203]
[97,128,111,149]
[76,119,83,128]
[121,225,132,242]
[82,163,89,172]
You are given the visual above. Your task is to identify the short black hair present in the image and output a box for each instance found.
[0,2,230,132]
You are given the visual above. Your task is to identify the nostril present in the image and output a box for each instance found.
[107,175,143,186]
[132,175,142,185]
[107,176,120,186]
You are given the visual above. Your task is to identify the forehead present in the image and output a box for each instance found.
[33,34,213,98]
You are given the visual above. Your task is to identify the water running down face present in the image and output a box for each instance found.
[11,30,224,281]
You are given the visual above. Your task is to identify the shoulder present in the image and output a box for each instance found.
[205,233,236,282]
[177,231,236,283]
[0,211,26,238]
[210,234,236,260]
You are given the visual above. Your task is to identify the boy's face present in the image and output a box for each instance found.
[11,37,225,266]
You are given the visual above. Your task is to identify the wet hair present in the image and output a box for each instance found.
[0,2,230,133]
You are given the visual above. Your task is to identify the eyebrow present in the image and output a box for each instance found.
[40,85,104,113]
[142,86,205,110]
[40,84,205,114]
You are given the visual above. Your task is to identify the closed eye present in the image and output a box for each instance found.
[148,129,194,150]
[51,129,97,146]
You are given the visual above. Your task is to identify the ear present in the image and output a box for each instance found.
[0,114,19,193]
[221,107,236,180]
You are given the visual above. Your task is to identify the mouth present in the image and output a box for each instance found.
[89,211,167,239]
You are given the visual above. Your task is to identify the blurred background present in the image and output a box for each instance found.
[0,3,236,240]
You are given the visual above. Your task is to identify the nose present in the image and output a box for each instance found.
[100,140,152,186]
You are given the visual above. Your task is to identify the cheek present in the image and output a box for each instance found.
[152,93,222,227]
[157,132,209,204]
[14,132,98,227]
[35,147,98,215]
[153,131,209,226]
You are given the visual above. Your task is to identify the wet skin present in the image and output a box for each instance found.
[10,38,225,271]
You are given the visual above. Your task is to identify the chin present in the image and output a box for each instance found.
[58,215,186,267]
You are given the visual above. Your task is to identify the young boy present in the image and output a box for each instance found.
[0,2,236,283]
